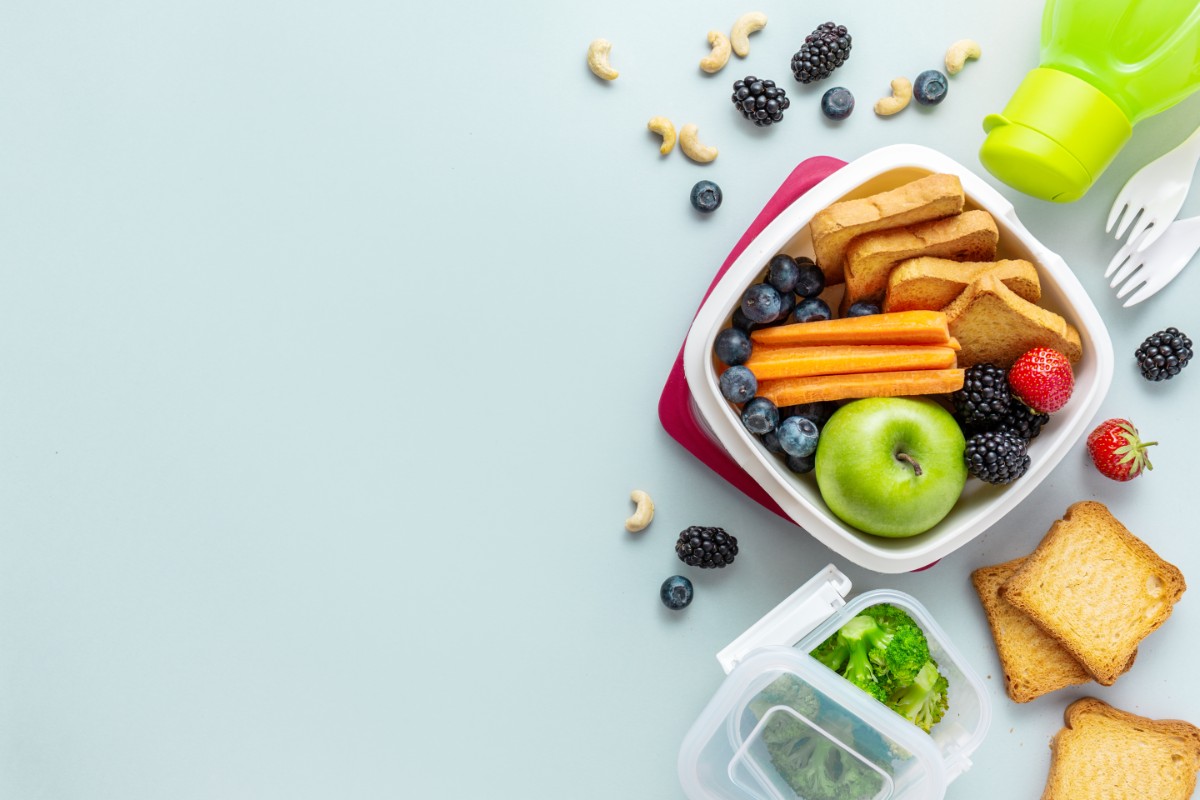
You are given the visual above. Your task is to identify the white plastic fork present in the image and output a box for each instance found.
[1105,123,1200,254]
[1105,215,1200,307]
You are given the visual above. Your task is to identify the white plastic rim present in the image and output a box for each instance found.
[682,144,1115,573]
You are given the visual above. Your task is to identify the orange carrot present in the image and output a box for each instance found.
[745,345,958,380]
[756,369,965,406]
[750,310,951,347]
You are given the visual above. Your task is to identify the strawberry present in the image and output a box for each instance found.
[1008,347,1074,413]
[1086,419,1156,481]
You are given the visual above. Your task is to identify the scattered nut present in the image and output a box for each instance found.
[679,124,718,163]
[700,30,732,73]
[647,117,677,155]
[587,38,619,81]
[730,12,767,57]
[625,490,655,532]
[873,77,913,116]
[945,39,981,75]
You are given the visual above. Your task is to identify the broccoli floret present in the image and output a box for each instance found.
[812,605,950,735]
[749,674,821,722]
[765,720,884,800]
[886,661,950,733]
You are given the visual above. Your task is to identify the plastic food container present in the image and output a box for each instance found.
[680,144,1114,573]
[678,565,991,800]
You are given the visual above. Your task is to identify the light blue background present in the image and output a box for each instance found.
[3,1,1199,798]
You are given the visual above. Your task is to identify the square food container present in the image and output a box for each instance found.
[678,565,991,800]
[680,144,1114,573]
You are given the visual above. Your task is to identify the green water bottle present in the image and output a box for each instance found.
[980,0,1200,202]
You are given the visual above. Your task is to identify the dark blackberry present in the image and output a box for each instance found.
[731,76,791,127]
[964,430,1030,485]
[951,364,1012,427]
[1135,327,1192,381]
[790,22,852,84]
[992,403,1050,441]
[675,526,739,568]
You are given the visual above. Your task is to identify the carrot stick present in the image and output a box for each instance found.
[749,310,951,347]
[745,345,958,380]
[756,369,965,406]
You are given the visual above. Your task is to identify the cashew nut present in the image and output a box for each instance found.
[873,77,913,116]
[678,124,718,163]
[625,490,655,532]
[647,117,676,155]
[945,39,981,75]
[699,30,731,73]
[587,38,619,81]
[730,11,767,57]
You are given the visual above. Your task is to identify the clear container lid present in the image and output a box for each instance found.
[678,567,990,800]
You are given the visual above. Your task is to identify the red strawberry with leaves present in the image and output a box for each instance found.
[1086,419,1157,481]
[1008,347,1074,413]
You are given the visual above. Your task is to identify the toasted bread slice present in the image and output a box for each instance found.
[1001,501,1186,686]
[942,273,1082,368]
[884,258,1041,313]
[971,557,1095,703]
[809,173,964,285]
[1041,698,1200,800]
[840,210,999,315]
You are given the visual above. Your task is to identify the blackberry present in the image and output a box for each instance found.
[964,430,1030,485]
[790,22,852,84]
[731,76,791,126]
[675,526,739,568]
[992,403,1050,441]
[951,364,1012,427]
[1135,327,1193,381]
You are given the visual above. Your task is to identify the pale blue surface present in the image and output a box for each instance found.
[3,1,1200,798]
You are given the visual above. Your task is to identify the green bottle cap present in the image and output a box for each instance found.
[979,67,1132,202]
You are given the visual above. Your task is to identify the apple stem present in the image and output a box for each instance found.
[896,452,923,476]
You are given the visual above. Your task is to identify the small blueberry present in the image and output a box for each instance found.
[715,327,753,366]
[913,70,949,105]
[690,180,723,213]
[741,283,783,323]
[793,260,826,299]
[767,255,801,294]
[741,397,780,435]
[821,87,855,120]
[793,296,832,323]
[660,575,694,610]
[777,415,820,457]
[719,366,757,403]
[846,301,882,317]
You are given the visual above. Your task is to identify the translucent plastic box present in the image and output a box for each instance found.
[678,566,991,800]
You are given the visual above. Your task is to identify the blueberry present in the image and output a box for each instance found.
[760,429,785,454]
[821,87,855,120]
[777,415,820,457]
[741,283,783,323]
[719,366,757,403]
[774,291,796,325]
[715,327,753,366]
[793,260,826,298]
[767,254,801,294]
[786,453,816,474]
[793,296,832,323]
[741,397,780,434]
[690,180,723,213]
[660,575,694,610]
[913,70,949,105]
[731,307,761,332]
[781,401,836,427]
[846,301,882,317]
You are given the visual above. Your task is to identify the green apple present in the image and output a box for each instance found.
[815,397,966,538]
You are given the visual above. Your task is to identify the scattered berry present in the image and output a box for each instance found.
[777,415,820,457]
[690,180,723,213]
[776,291,796,324]
[913,70,949,105]
[767,254,801,294]
[731,76,791,127]
[964,430,1030,485]
[1135,327,1192,381]
[715,327,753,366]
[786,453,816,474]
[793,259,825,298]
[719,365,757,403]
[741,397,780,434]
[660,575,694,610]
[845,301,881,317]
[675,526,739,568]
[794,296,832,323]
[952,364,1012,428]
[760,429,785,454]
[821,87,855,120]
[1008,347,1074,413]
[731,306,761,333]
[741,283,783,323]
[1087,418,1156,482]
[791,22,852,84]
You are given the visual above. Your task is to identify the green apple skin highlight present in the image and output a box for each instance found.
[815,397,967,538]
